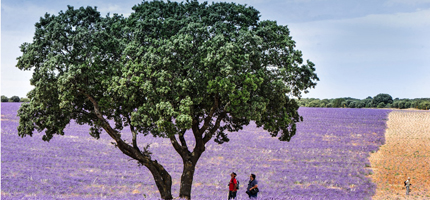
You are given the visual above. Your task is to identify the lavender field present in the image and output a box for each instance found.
[1,103,390,199]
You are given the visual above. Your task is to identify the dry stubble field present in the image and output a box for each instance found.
[369,110,430,199]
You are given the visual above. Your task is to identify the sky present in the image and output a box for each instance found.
[1,0,430,99]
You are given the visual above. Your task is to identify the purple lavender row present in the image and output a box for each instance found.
[1,103,390,199]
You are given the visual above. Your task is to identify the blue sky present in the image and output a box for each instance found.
[2,0,430,99]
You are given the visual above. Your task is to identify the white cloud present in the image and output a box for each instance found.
[355,8,430,28]
[291,9,430,98]
[290,8,430,59]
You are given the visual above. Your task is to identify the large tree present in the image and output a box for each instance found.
[16,1,318,199]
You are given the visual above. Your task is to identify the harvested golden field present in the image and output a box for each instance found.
[369,110,430,199]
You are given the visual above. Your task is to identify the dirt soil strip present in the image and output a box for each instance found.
[369,110,430,200]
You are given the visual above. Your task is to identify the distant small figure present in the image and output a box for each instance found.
[228,172,238,199]
[404,177,412,195]
[246,173,259,199]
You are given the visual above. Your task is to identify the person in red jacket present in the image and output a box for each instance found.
[228,172,238,199]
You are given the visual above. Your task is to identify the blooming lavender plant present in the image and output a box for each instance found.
[2,103,390,199]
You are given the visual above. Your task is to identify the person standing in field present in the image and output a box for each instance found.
[405,177,412,195]
[246,173,259,198]
[228,172,238,199]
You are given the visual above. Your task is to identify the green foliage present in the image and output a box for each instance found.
[297,95,430,110]
[10,96,20,102]
[20,98,31,102]
[340,101,348,108]
[118,0,319,142]
[398,101,405,109]
[307,100,321,107]
[320,99,330,107]
[1,95,9,102]
[372,93,393,107]
[16,5,122,141]
[356,101,365,108]
[16,0,319,143]
[15,1,319,199]
[332,98,344,108]
[392,101,399,108]
[419,101,430,110]
[404,101,411,108]
[377,102,385,108]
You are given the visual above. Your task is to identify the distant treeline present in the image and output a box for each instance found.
[3,94,430,110]
[297,93,430,110]
[1,95,30,103]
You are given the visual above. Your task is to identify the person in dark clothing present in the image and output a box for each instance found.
[246,173,258,198]
[228,172,238,199]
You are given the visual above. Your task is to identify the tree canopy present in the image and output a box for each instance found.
[1,95,9,102]
[372,93,393,107]
[16,1,318,199]
[10,96,20,102]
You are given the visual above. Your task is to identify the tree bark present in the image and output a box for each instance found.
[179,159,197,200]
[145,160,173,200]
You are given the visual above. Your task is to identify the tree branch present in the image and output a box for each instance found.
[81,91,153,163]
[127,115,140,151]
[169,135,188,158]
[81,91,121,141]
[203,111,226,144]
[199,95,219,135]
[191,117,200,137]
[178,129,187,148]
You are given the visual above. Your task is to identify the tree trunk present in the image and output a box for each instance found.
[117,140,174,200]
[179,160,197,200]
[146,162,173,200]
[87,94,174,199]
